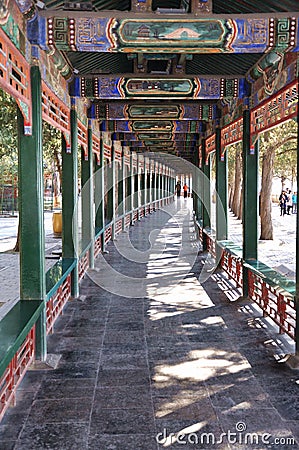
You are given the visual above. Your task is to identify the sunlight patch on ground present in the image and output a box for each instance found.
[152,349,251,384]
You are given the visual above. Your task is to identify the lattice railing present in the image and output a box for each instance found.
[46,275,71,334]
[247,269,295,339]
[0,326,35,422]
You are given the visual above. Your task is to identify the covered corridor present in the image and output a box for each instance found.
[0,0,299,448]
[0,199,298,449]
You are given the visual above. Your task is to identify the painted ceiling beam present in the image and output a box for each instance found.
[88,102,218,121]
[105,132,200,140]
[100,120,201,133]
[40,15,299,53]
[72,76,246,100]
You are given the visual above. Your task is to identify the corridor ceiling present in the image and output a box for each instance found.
[39,0,299,166]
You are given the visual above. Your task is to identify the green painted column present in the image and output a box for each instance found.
[148,158,152,206]
[107,145,116,237]
[152,165,156,205]
[118,151,125,229]
[192,149,199,218]
[295,108,299,354]
[202,139,211,251]
[242,108,258,297]
[62,98,79,298]
[130,152,134,222]
[216,127,228,242]
[18,65,46,360]
[81,123,94,268]
[136,154,141,217]
[158,163,162,202]
[94,145,105,250]
[143,158,147,207]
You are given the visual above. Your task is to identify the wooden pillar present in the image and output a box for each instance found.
[81,122,94,268]
[216,127,228,241]
[62,98,79,298]
[242,108,258,297]
[18,65,46,360]
[202,138,211,251]
[295,103,299,353]
[94,143,105,250]
[107,144,116,238]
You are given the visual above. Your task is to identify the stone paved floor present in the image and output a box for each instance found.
[1,200,299,449]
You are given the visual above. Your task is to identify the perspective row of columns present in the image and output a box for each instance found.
[17,66,176,361]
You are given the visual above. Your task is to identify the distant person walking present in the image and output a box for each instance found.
[183,183,188,199]
[279,190,287,216]
[292,191,297,214]
[176,182,181,197]
[286,190,293,215]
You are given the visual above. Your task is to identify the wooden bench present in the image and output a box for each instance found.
[0,300,43,422]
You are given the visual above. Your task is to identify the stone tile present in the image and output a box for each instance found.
[88,434,158,450]
[58,349,101,365]
[146,334,189,347]
[103,331,145,345]
[35,378,95,399]
[106,320,144,331]
[0,441,15,450]
[0,413,28,441]
[100,352,148,370]
[43,364,98,380]
[94,386,152,409]
[47,336,103,352]
[26,398,92,424]
[15,422,89,450]
[216,407,293,436]
[101,342,146,353]
[153,394,217,422]
[97,368,150,387]
[206,377,272,408]
[60,325,106,338]
[90,408,155,434]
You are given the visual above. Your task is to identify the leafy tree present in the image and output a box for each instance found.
[259,119,297,240]
[0,90,18,183]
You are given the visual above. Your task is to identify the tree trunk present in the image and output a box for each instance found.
[13,220,20,252]
[232,148,242,217]
[260,143,275,240]
[238,187,243,220]
[228,182,234,210]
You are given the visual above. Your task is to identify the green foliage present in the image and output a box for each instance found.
[0,90,18,182]
[43,121,62,176]
[0,88,64,184]
[259,119,297,183]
